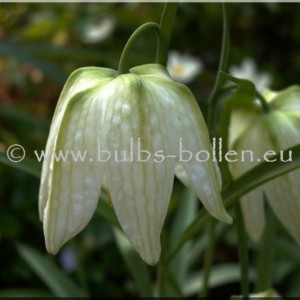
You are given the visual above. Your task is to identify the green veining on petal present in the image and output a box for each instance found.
[43,78,113,254]
[41,63,233,264]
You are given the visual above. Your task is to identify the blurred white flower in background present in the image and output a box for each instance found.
[81,17,115,44]
[231,288,282,299]
[229,57,272,92]
[167,50,203,84]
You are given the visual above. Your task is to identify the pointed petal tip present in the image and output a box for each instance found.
[248,228,264,243]
[44,218,64,256]
[45,241,60,256]
[225,214,233,225]
[139,249,160,266]
[143,256,160,266]
[217,210,233,225]
[126,233,161,265]
[124,232,161,265]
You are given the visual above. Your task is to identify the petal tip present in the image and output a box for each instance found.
[222,212,233,225]
[139,250,160,266]
[45,240,60,256]
[210,203,233,225]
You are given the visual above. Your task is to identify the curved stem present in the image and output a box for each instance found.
[156,2,178,66]
[255,90,271,114]
[220,71,271,115]
[208,3,230,135]
[118,22,160,75]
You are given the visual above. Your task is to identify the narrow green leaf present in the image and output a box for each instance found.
[165,271,183,297]
[98,194,159,297]
[0,152,41,178]
[0,289,52,297]
[186,233,208,267]
[277,238,300,263]
[254,207,276,293]
[183,264,255,296]
[223,143,300,207]
[158,189,197,296]
[113,229,153,297]
[234,202,249,297]
[169,189,197,289]
[16,243,87,297]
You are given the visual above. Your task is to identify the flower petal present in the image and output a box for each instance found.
[41,83,112,254]
[272,86,300,117]
[264,112,300,244]
[39,67,116,221]
[230,116,272,240]
[170,84,231,224]
[229,105,261,148]
[134,65,230,223]
[266,171,300,244]
[101,75,177,265]
[240,189,266,242]
[174,163,192,189]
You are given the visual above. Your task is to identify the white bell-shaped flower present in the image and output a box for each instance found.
[229,86,300,243]
[39,64,231,265]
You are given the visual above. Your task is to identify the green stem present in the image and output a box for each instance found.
[200,220,217,297]
[254,205,276,293]
[255,90,271,114]
[118,22,160,75]
[219,94,250,297]
[217,98,234,187]
[213,78,250,297]
[200,7,230,293]
[156,2,178,66]
[207,3,230,135]
[235,202,249,297]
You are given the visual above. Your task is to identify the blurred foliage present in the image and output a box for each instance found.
[1,2,300,298]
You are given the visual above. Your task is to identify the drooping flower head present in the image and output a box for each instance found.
[229,86,300,243]
[39,64,231,265]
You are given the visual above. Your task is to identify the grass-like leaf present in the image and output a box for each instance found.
[184,264,254,296]
[16,243,88,297]
[0,289,52,297]
[0,152,41,178]
[113,229,153,297]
